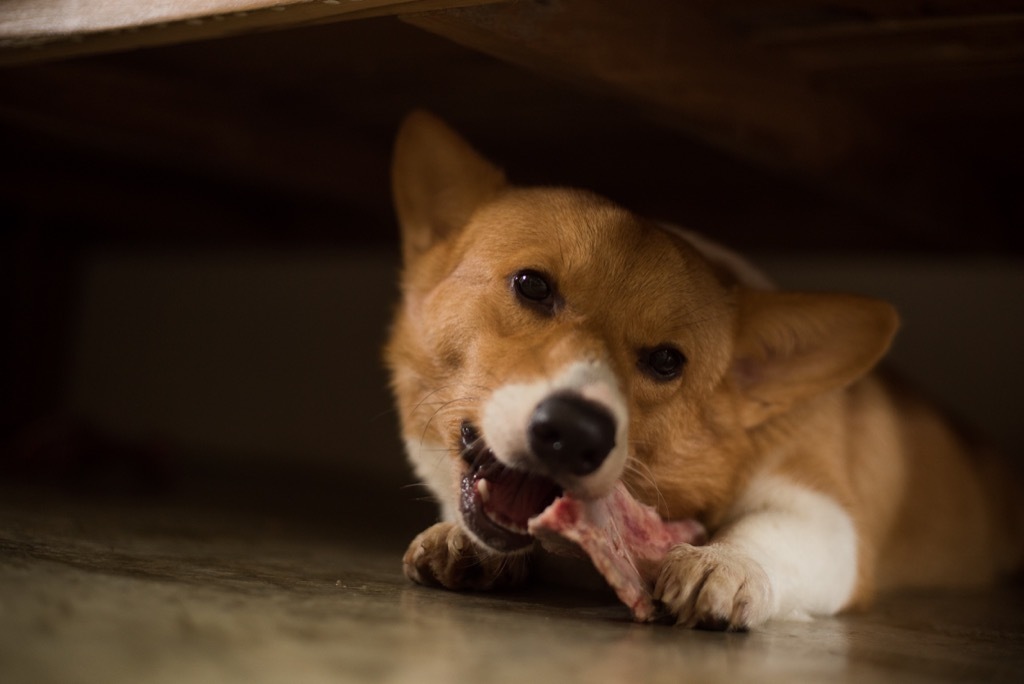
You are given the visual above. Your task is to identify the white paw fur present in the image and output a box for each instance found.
[655,476,858,629]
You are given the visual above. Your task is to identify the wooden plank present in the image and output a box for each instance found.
[752,12,1024,72]
[716,0,1024,26]
[0,59,386,209]
[400,0,1011,233]
[402,0,878,174]
[0,0,504,65]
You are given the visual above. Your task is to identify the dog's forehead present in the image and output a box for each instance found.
[462,188,713,290]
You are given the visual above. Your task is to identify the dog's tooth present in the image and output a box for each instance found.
[478,478,490,503]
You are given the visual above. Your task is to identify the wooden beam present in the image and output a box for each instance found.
[0,0,504,66]
[401,0,1009,233]
[402,0,879,173]
[753,12,1024,73]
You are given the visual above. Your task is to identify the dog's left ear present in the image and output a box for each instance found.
[391,110,507,266]
[731,289,899,427]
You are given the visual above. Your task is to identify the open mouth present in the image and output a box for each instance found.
[459,423,563,553]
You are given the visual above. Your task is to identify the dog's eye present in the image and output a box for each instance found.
[640,346,686,381]
[512,269,555,308]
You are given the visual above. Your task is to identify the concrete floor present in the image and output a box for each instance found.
[2,475,1023,684]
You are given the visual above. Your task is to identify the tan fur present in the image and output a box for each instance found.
[386,111,1024,621]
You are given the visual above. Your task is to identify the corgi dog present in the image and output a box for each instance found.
[385,111,1024,630]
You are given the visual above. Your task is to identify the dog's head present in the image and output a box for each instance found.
[386,112,898,553]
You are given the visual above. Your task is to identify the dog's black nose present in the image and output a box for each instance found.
[528,392,616,477]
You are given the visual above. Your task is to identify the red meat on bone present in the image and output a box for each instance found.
[528,483,706,621]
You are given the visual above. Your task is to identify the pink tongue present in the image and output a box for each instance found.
[528,483,705,622]
[484,469,561,528]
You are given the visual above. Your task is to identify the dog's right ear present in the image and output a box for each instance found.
[391,111,507,265]
[730,289,899,428]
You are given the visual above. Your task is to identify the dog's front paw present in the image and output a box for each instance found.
[654,544,775,631]
[403,522,529,591]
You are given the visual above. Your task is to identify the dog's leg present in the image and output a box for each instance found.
[654,476,858,630]
[403,522,530,591]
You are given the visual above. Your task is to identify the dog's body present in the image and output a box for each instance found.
[386,111,1024,629]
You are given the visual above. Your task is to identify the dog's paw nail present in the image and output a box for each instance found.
[695,615,733,632]
[656,544,773,631]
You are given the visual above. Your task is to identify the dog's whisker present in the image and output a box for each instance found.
[407,384,492,419]
[369,406,400,422]
[622,456,668,514]
[417,394,482,448]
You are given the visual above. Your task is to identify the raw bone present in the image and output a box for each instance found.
[528,483,706,622]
